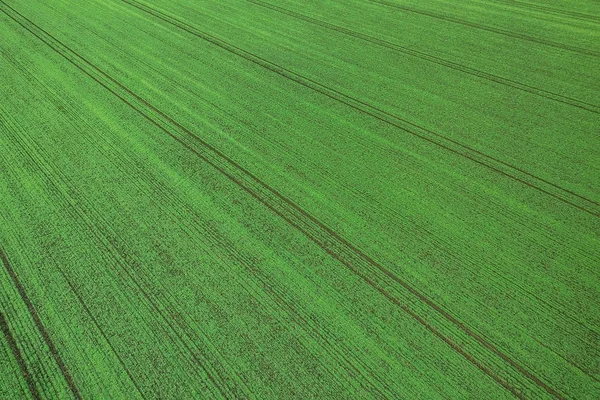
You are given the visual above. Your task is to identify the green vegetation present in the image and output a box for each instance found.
[1,0,599,398]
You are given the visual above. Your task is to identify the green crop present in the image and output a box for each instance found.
[1,0,598,398]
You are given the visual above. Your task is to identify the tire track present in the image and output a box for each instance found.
[124,0,600,217]
[0,108,243,398]
[0,215,63,397]
[366,0,600,57]
[2,50,395,396]
[3,27,386,396]
[59,275,147,399]
[491,0,600,23]
[22,30,499,393]
[1,105,221,397]
[0,249,82,400]
[36,18,597,351]
[249,0,599,114]
[186,215,398,397]
[0,2,571,398]
[0,312,40,399]
[1,97,383,397]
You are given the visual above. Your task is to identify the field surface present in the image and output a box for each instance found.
[1,0,599,398]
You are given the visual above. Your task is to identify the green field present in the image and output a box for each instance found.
[1,0,599,398]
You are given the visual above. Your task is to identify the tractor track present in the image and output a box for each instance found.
[0,2,574,398]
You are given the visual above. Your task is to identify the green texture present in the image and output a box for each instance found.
[0,0,599,398]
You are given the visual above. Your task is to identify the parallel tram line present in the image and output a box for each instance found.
[1,93,392,399]
[2,183,150,400]
[0,311,41,399]
[9,53,396,395]
[0,143,70,399]
[59,275,147,399]
[25,18,595,352]
[248,0,600,114]
[0,106,243,399]
[2,29,395,397]
[490,0,600,23]
[0,1,570,398]
[21,17,554,392]
[120,0,600,218]
[0,249,82,400]
[4,15,389,396]
[366,0,600,57]
[0,250,60,399]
